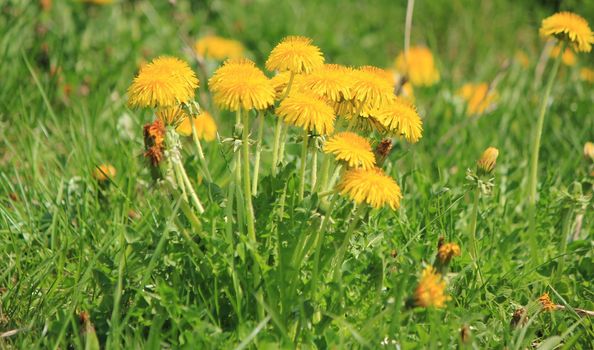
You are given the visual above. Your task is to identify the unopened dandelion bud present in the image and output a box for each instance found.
[93,164,116,182]
[437,243,461,265]
[477,147,499,174]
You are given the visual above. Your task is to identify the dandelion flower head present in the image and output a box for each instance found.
[337,167,402,210]
[265,36,324,74]
[324,132,376,170]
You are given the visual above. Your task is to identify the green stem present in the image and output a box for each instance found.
[271,117,283,176]
[299,130,310,200]
[332,205,365,283]
[278,123,289,166]
[311,147,318,192]
[554,207,574,283]
[468,187,483,284]
[317,153,332,192]
[252,111,265,193]
[176,160,205,214]
[310,194,339,295]
[189,114,213,182]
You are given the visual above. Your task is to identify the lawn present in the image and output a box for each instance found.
[1,0,593,348]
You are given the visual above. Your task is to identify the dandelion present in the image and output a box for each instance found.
[457,83,497,116]
[276,92,335,135]
[375,97,423,143]
[538,292,556,311]
[143,119,165,166]
[338,167,402,210]
[324,132,376,170]
[176,112,217,141]
[584,142,594,161]
[93,164,116,181]
[415,266,449,308]
[128,56,199,108]
[265,36,324,74]
[477,147,499,174]
[437,243,461,264]
[550,44,576,66]
[395,46,440,86]
[539,12,594,52]
[209,58,275,111]
[194,35,244,60]
[299,64,353,102]
[270,71,305,100]
[580,68,594,83]
[350,66,394,115]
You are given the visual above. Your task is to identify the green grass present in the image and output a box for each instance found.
[1,0,593,348]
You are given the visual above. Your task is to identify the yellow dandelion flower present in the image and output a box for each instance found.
[93,164,116,181]
[374,97,423,143]
[270,71,305,100]
[550,44,576,66]
[276,92,335,134]
[457,83,497,116]
[538,292,556,311]
[580,67,594,83]
[299,64,353,102]
[350,66,394,116]
[194,35,244,60]
[155,106,186,126]
[265,36,324,74]
[209,58,275,111]
[337,167,402,210]
[324,132,376,170]
[176,112,218,141]
[437,243,461,264]
[128,56,199,108]
[539,12,594,52]
[477,147,499,174]
[584,141,594,161]
[415,266,449,308]
[395,46,440,86]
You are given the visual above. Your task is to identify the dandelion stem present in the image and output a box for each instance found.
[299,130,310,200]
[468,186,483,284]
[333,204,366,283]
[271,118,283,176]
[252,111,265,194]
[189,114,213,182]
[317,153,332,192]
[404,0,415,55]
[311,146,318,192]
[176,160,205,214]
[278,124,289,165]
[310,194,339,295]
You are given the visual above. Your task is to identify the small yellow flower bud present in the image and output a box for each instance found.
[93,164,116,182]
[583,142,594,161]
[477,147,499,174]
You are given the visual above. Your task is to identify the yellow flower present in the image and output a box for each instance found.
[93,164,116,181]
[395,46,440,86]
[299,64,353,102]
[550,44,576,66]
[270,71,305,100]
[350,66,394,116]
[538,292,556,311]
[176,112,218,142]
[477,147,499,174]
[540,12,594,52]
[324,132,376,170]
[337,167,402,210]
[457,83,497,116]
[415,266,449,308]
[584,142,594,161]
[208,58,275,111]
[375,97,423,143]
[265,36,324,74]
[580,67,594,83]
[82,0,113,4]
[194,35,244,60]
[128,56,199,108]
[276,92,335,134]
[156,106,186,126]
[437,243,461,264]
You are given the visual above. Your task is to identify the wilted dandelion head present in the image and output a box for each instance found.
[176,112,218,142]
[375,97,423,143]
[539,12,594,52]
[350,66,394,113]
[194,36,244,60]
[265,36,324,74]
[324,132,376,170]
[550,44,576,66]
[93,164,116,182]
[584,142,594,161]
[128,56,199,108]
[415,266,449,308]
[299,64,353,102]
[580,68,594,83]
[276,92,335,134]
[538,292,556,311]
[156,106,186,127]
[337,167,402,210]
[208,58,275,111]
[477,147,499,174]
[143,119,166,166]
[395,46,440,86]
[457,83,497,116]
[437,243,461,264]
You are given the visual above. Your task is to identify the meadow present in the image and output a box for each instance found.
[1,0,593,348]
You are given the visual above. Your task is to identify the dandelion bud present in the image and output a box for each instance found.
[583,142,594,161]
[437,243,461,264]
[93,164,116,182]
[477,147,499,174]
[538,292,556,311]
